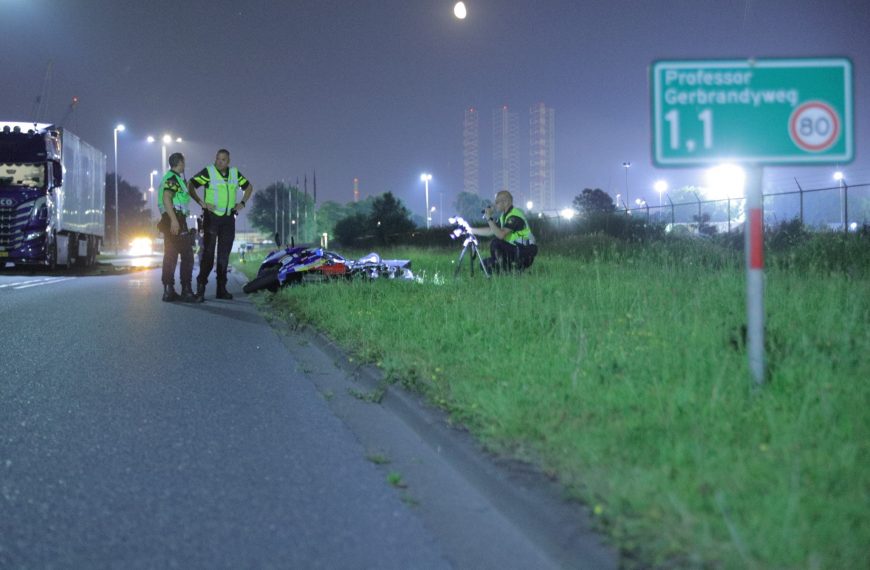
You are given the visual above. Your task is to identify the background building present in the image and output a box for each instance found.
[462,108,480,196]
[492,105,519,198]
[530,102,556,211]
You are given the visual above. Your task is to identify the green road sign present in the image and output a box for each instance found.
[651,58,853,166]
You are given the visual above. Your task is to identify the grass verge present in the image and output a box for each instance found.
[235,246,869,568]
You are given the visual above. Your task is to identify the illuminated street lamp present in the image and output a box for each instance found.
[654,179,668,209]
[622,161,631,205]
[113,124,125,254]
[834,171,845,228]
[420,173,432,229]
[148,170,159,218]
[526,200,534,211]
[148,133,183,174]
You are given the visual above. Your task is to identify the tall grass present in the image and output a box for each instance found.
[237,243,869,568]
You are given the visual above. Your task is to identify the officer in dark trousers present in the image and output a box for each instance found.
[188,149,254,301]
[469,190,538,274]
[158,152,196,302]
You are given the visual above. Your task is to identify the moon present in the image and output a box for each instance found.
[454,2,467,19]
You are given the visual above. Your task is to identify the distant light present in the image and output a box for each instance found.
[622,161,631,169]
[420,173,432,182]
[560,208,575,220]
[454,1,467,19]
[151,170,158,175]
[147,136,155,143]
[430,206,436,212]
[833,171,844,181]
[526,200,533,210]
[176,137,183,143]
[654,180,668,193]
[705,164,746,200]
[849,222,858,231]
[128,237,153,256]
[162,134,172,144]
[115,124,125,132]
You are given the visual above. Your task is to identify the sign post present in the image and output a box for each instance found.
[650,58,853,385]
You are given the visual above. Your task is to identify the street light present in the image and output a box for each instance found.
[113,124,125,254]
[834,171,845,228]
[622,161,631,205]
[149,170,159,218]
[526,200,534,211]
[420,173,432,229]
[148,133,183,174]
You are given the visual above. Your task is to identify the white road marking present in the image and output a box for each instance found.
[12,277,76,290]
[0,277,57,289]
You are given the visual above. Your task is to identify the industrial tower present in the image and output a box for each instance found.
[492,106,519,197]
[530,102,556,211]
[462,107,480,196]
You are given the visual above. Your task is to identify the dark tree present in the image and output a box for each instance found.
[333,213,370,246]
[249,182,313,244]
[370,192,415,245]
[105,173,151,245]
[572,188,616,215]
[453,191,485,222]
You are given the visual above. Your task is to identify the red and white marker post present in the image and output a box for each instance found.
[744,166,765,385]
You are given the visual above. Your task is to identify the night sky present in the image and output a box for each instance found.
[2,0,868,219]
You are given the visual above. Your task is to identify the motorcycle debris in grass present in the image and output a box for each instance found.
[242,245,413,294]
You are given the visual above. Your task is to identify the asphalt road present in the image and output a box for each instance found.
[0,263,615,569]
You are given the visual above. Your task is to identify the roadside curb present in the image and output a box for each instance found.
[232,267,619,569]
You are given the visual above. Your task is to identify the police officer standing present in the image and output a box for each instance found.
[188,149,254,301]
[469,190,538,274]
[158,152,196,302]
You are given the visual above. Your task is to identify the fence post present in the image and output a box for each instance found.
[844,181,849,234]
[794,177,804,225]
[693,192,702,230]
[667,194,675,226]
[745,165,765,386]
[645,203,650,224]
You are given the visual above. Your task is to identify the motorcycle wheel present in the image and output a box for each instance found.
[243,267,280,294]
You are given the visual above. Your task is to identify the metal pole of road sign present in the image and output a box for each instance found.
[744,166,765,385]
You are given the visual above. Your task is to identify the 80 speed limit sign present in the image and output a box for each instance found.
[789,101,841,152]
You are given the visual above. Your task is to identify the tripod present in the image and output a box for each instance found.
[454,236,489,277]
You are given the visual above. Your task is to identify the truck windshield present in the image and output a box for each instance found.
[0,163,46,189]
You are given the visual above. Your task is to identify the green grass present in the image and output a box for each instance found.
[236,246,869,568]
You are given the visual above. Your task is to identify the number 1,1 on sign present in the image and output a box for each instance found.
[664,109,714,151]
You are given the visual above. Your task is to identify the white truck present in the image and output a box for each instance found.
[0,122,106,267]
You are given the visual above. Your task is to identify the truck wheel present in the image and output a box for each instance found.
[243,268,279,294]
[47,235,58,271]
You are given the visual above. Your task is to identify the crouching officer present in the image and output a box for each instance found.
[469,190,538,274]
[158,152,196,302]
[188,148,254,301]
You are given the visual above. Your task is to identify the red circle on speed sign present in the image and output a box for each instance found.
[789,101,840,152]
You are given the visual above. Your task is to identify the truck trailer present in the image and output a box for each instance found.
[0,122,106,267]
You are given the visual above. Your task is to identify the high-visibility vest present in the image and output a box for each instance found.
[157,170,191,215]
[499,207,536,245]
[204,165,240,216]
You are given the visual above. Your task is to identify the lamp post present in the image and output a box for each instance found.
[622,161,631,205]
[654,179,667,221]
[420,173,432,229]
[113,124,125,254]
[834,171,844,229]
[149,170,159,219]
[148,133,183,173]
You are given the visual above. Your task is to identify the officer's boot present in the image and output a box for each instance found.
[194,281,207,302]
[179,282,196,303]
[216,282,233,300]
[162,284,179,302]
